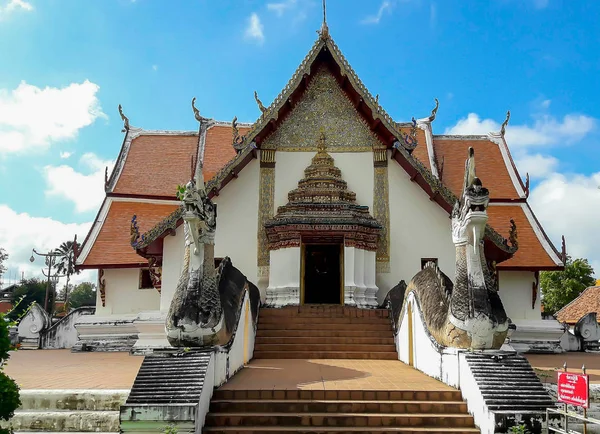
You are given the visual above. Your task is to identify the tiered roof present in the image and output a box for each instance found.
[76,26,563,272]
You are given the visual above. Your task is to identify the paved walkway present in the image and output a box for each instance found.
[4,350,143,389]
[220,359,455,391]
[526,352,600,384]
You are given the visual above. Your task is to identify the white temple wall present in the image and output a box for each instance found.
[380,160,456,302]
[498,270,541,321]
[274,152,374,211]
[213,159,260,288]
[99,268,160,315]
[160,227,185,312]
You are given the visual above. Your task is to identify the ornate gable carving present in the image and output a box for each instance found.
[262,66,384,152]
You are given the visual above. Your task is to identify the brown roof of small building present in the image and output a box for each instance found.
[81,201,179,268]
[113,134,199,198]
[487,205,559,269]
[433,138,521,200]
[556,286,600,325]
[203,125,250,180]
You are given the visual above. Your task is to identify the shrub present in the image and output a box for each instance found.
[0,311,21,434]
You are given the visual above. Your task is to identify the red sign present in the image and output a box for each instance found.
[557,371,589,408]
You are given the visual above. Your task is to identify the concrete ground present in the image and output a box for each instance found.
[4,349,143,389]
[526,352,600,384]
[220,359,456,391]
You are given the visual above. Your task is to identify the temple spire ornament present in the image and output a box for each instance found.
[254,91,267,114]
[318,0,329,39]
[118,104,129,132]
[232,116,245,152]
[500,110,510,137]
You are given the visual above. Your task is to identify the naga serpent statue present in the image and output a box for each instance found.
[165,164,259,347]
[397,147,509,350]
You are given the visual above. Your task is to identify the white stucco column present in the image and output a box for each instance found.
[363,250,379,307]
[344,246,357,306]
[265,247,301,307]
[352,248,366,307]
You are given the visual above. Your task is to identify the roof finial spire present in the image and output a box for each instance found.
[319,0,329,39]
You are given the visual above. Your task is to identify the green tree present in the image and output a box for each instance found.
[8,279,50,320]
[69,282,96,309]
[0,311,21,433]
[54,240,80,311]
[541,257,596,315]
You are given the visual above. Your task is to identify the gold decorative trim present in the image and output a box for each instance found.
[260,149,276,167]
[257,166,276,267]
[374,165,390,271]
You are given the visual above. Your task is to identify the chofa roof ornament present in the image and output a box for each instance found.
[118,104,129,133]
[254,91,267,114]
[500,110,510,137]
[318,0,329,40]
[428,98,439,122]
[191,97,206,123]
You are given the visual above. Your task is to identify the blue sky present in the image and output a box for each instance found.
[0,0,599,285]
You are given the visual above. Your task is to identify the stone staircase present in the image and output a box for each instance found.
[255,305,397,359]
[464,352,556,431]
[2,389,127,433]
[203,388,479,433]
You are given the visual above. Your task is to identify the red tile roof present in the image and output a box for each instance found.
[487,205,559,269]
[556,286,600,325]
[113,134,199,198]
[203,125,250,180]
[433,138,521,200]
[81,201,179,268]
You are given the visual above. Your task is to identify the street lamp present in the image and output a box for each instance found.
[30,248,62,313]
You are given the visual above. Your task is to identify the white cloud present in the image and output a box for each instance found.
[60,151,72,159]
[245,13,264,43]
[0,205,95,288]
[152,64,158,71]
[0,80,105,154]
[0,0,33,18]
[532,0,549,9]
[540,99,551,109]
[267,0,296,16]
[43,152,114,213]
[444,112,596,149]
[362,1,392,24]
[529,172,600,277]
[514,153,558,179]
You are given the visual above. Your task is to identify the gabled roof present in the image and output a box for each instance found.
[78,199,179,268]
[556,286,600,325]
[487,203,563,269]
[433,136,523,200]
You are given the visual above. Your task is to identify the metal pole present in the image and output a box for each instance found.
[44,256,52,312]
[583,365,588,434]
[563,362,568,433]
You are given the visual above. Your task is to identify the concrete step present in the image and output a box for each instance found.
[257,322,392,331]
[204,412,475,428]
[253,351,398,359]
[17,390,129,412]
[209,399,469,414]
[257,329,389,338]
[212,390,464,402]
[255,336,395,345]
[260,307,389,319]
[4,410,119,432]
[254,343,397,353]
[258,316,391,324]
[203,427,479,433]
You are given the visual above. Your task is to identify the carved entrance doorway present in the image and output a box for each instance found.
[302,243,343,305]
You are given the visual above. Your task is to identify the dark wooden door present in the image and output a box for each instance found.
[304,244,341,304]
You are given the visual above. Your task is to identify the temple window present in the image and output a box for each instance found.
[139,269,153,289]
[421,258,438,269]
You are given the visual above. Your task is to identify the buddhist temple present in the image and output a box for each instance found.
[67,12,567,433]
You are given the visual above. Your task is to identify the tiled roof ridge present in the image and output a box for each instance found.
[555,285,600,320]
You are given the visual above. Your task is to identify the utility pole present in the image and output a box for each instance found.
[30,248,62,314]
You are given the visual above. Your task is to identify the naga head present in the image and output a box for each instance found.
[452,147,490,251]
[182,163,217,251]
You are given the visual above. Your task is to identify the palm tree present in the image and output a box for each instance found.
[54,239,80,311]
